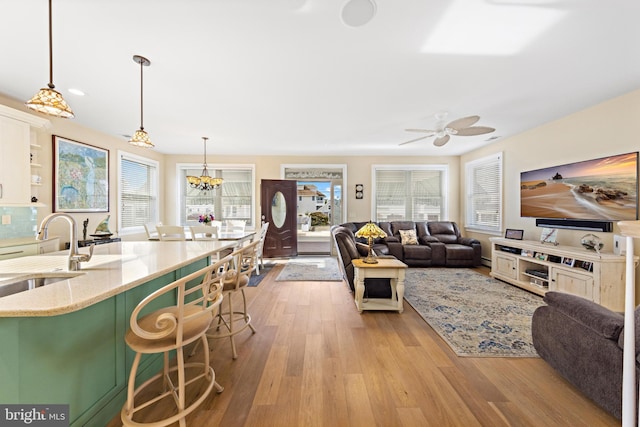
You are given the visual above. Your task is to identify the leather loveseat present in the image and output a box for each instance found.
[337,220,481,267]
[532,291,639,419]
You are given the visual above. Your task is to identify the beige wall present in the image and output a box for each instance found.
[461,89,640,265]
[163,154,459,229]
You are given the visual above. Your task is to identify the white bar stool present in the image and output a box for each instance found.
[121,255,232,426]
[207,240,259,359]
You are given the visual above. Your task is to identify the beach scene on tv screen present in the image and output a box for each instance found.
[520,152,638,221]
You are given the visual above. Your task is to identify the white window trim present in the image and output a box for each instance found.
[176,163,256,230]
[280,163,348,225]
[117,150,159,236]
[371,164,449,221]
[464,152,503,235]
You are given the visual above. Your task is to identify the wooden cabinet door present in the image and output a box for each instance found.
[0,116,30,205]
[551,267,594,300]
[494,253,517,280]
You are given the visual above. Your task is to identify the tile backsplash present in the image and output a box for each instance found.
[0,207,38,239]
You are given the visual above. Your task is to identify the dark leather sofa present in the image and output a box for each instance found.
[532,291,640,419]
[337,220,481,267]
[331,225,392,298]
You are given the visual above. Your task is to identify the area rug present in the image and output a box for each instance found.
[276,257,343,281]
[403,268,544,357]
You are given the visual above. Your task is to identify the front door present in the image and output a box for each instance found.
[261,179,298,258]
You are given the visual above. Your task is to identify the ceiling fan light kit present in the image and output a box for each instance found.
[402,114,495,147]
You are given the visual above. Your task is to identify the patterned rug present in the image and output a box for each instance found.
[403,268,544,357]
[276,257,343,281]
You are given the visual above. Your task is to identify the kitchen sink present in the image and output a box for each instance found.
[0,273,81,298]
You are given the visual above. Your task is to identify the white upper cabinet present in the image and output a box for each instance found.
[0,105,49,206]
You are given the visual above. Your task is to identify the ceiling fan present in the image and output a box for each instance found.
[401,114,495,147]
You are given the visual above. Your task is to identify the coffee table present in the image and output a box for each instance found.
[352,258,407,313]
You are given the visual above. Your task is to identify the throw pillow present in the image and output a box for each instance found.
[399,229,418,245]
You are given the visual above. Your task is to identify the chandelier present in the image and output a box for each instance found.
[25,0,74,118]
[186,137,223,191]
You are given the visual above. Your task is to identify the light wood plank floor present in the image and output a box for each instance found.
[109,264,618,427]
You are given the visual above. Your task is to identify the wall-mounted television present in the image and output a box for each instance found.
[520,152,638,229]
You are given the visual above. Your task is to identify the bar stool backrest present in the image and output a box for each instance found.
[128,255,232,349]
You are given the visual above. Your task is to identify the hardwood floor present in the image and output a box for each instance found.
[109,264,618,427]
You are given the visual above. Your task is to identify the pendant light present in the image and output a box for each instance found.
[25,0,74,118]
[128,55,154,148]
[186,137,223,191]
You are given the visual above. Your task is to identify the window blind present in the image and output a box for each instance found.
[374,167,446,221]
[465,153,502,232]
[120,156,157,229]
[182,167,253,224]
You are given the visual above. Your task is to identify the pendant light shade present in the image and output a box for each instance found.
[25,0,74,118]
[187,137,223,191]
[129,55,154,148]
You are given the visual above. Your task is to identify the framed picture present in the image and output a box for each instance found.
[534,252,548,261]
[540,227,559,245]
[562,257,575,267]
[521,249,533,257]
[505,228,524,240]
[581,261,593,272]
[53,135,109,212]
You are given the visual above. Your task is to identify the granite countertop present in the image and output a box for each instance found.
[0,240,236,317]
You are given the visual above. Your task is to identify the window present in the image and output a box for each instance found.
[178,164,255,228]
[373,165,448,222]
[118,151,159,234]
[465,152,502,233]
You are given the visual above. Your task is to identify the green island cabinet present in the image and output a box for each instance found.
[0,256,209,426]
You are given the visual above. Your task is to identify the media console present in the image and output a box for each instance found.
[489,237,637,312]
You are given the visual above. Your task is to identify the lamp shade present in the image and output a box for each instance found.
[355,222,387,239]
[355,221,387,264]
[128,128,154,148]
[26,86,74,118]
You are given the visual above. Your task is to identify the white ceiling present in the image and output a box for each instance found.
[1,0,639,156]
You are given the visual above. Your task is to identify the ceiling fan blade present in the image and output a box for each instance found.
[433,135,450,147]
[405,128,436,134]
[400,135,431,146]
[455,126,495,136]
[446,115,480,130]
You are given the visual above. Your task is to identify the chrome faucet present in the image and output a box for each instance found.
[37,213,94,271]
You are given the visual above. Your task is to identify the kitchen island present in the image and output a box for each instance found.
[0,240,237,426]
